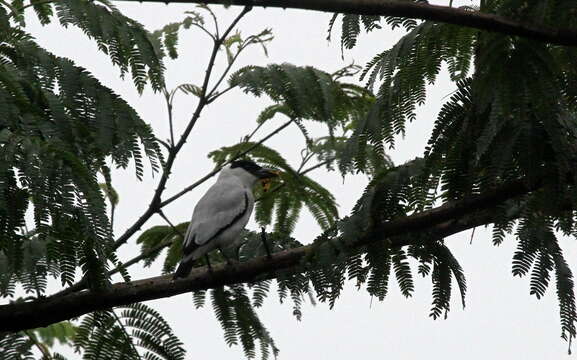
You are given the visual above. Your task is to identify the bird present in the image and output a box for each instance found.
[173,159,278,279]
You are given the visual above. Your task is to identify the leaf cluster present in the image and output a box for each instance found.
[9,0,165,92]
[331,2,577,346]
[0,2,164,297]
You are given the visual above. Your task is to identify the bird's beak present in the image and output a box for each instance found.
[257,168,279,179]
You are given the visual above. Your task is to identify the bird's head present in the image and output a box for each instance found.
[222,159,278,186]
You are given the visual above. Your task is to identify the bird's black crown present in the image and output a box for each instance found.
[230,159,262,175]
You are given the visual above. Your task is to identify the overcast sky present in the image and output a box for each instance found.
[20,0,577,358]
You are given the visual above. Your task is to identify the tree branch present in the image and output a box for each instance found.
[0,178,535,332]
[115,0,577,47]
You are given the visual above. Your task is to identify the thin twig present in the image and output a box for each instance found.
[110,240,172,277]
[297,149,315,173]
[200,5,251,97]
[205,5,220,38]
[158,210,186,239]
[207,42,248,99]
[24,331,52,360]
[207,84,236,104]
[191,22,216,41]
[300,159,330,175]
[208,32,272,101]
[163,90,176,147]
[244,121,265,142]
[110,204,116,235]
[469,226,476,244]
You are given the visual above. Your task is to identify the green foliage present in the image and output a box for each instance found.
[136,222,187,274]
[346,21,476,158]
[331,4,577,346]
[0,1,164,296]
[302,159,469,319]
[512,215,576,341]
[238,229,303,261]
[310,134,393,177]
[3,1,164,93]
[328,0,436,52]
[364,242,392,301]
[0,329,73,360]
[222,28,273,65]
[74,303,185,360]
[210,286,278,359]
[99,183,119,207]
[33,321,77,347]
[229,63,395,175]
[15,0,165,93]
[150,10,206,60]
[230,63,371,134]
[488,0,577,28]
[0,332,35,360]
[328,12,419,51]
[427,242,467,319]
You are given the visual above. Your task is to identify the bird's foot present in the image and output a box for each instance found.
[205,254,213,273]
[260,227,273,259]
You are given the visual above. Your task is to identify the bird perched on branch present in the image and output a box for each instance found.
[173,159,278,279]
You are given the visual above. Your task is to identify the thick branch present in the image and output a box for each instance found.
[0,178,533,332]
[116,0,577,47]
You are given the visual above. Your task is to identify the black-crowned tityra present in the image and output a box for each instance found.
[173,160,278,279]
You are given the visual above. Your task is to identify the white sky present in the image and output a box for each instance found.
[18,0,577,359]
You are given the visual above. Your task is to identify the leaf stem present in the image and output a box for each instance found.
[0,0,20,17]
[158,210,185,239]
[191,22,217,41]
[163,89,176,147]
[24,331,52,360]
[245,121,265,142]
[207,84,236,103]
[112,311,142,360]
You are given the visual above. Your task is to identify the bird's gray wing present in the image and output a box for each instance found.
[182,180,249,255]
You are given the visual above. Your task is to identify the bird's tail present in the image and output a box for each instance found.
[173,255,195,280]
